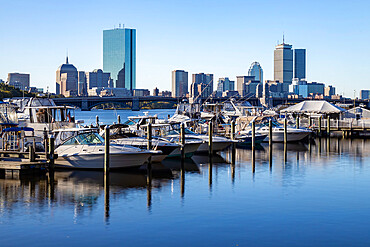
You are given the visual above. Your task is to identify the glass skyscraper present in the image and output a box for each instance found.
[103,27,136,90]
[248,62,263,83]
[294,49,306,80]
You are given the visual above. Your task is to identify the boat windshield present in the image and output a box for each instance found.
[62,132,104,145]
[124,118,140,126]
[167,128,197,135]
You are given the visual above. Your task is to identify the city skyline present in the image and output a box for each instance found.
[0,0,370,97]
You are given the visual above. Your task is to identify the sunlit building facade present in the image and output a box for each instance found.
[103,26,136,90]
[248,62,263,83]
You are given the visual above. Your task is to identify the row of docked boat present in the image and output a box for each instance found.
[0,97,313,170]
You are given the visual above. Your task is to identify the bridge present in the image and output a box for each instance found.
[52,96,369,111]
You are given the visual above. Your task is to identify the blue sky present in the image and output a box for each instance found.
[0,0,369,97]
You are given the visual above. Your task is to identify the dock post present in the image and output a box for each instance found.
[269,118,273,146]
[180,123,186,160]
[231,120,235,140]
[117,115,121,124]
[48,135,55,170]
[43,128,48,162]
[29,145,35,162]
[252,121,256,149]
[284,118,288,144]
[327,116,331,137]
[96,115,100,128]
[147,123,152,150]
[104,125,110,174]
[296,116,300,129]
[309,116,312,128]
[318,116,322,136]
[208,121,213,155]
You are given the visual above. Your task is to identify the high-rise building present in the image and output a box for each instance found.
[103,26,136,90]
[7,73,30,90]
[294,49,306,80]
[172,70,188,97]
[85,69,112,89]
[361,90,370,100]
[153,87,159,96]
[190,73,213,99]
[56,56,78,96]
[216,77,234,97]
[324,85,335,97]
[274,42,293,85]
[236,76,261,97]
[78,71,87,96]
[248,62,263,83]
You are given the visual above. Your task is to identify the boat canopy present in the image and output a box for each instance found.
[280,100,345,114]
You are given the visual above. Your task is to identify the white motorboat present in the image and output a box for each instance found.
[165,127,235,153]
[53,128,154,169]
[238,116,312,142]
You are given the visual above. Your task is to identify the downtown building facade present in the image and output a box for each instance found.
[190,73,213,99]
[172,70,188,97]
[248,62,263,83]
[7,73,30,90]
[216,77,235,97]
[56,57,78,97]
[236,76,262,97]
[103,26,136,90]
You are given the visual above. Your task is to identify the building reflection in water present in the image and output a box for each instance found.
[1,138,369,221]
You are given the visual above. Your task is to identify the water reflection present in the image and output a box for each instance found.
[1,138,370,223]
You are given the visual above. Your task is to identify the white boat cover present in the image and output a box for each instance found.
[281,100,345,114]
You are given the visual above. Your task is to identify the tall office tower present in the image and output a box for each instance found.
[248,62,263,83]
[103,26,136,90]
[190,73,213,99]
[216,77,234,97]
[361,90,370,100]
[56,56,78,96]
[78,71,87,96]
[294,49,306,80]
[274,42,293,87]
[7,72,30,90]
[172,70,188,97]
[85,69,111,89]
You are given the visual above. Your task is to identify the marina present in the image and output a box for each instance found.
[1,99,370,246]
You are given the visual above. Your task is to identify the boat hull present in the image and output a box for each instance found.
[55,152,151,169]
[167,142,201,158]
[263,131,311,142]
[195,141,232,153]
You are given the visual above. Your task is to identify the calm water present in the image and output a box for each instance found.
[1,110,370,246]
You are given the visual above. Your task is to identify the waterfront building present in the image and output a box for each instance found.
[294,49,306,80]
[85,69,112,89]
[56,56,78,96]
[361,90,370,100]
[324,85,336,97]
[236,76,261,97]
[103,26,136,90]
[216,77,234,97]
[290,79,324,98]
[190,73,213,99]
[78,71,87,96]
[153,87,159,96]
[7,72,30,90]
[172,70,188,97]
[133,89,150,97]
[159,91,172,97]
[88,87,132,97]
[274,42,293,89]
[248,62,263,83]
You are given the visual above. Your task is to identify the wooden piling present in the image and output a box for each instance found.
[96,115,100,128]
[180,123,185,160]
[252,121,256,148]
[296,116,300,129]
[231,120,235,140]
[284,118,288,144]
[327,116,331,137]
[208,121,213,155]
[43,129,48,161]
[117,115,121,124]
[147,123,152,150]
[29,145,35,162]
[269,118,273,146]
[104,125,110,174]
[318,116,322,136]
[48,135,55,170]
